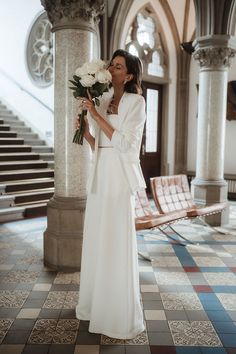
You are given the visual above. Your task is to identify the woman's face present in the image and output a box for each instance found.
[108,56,128,86]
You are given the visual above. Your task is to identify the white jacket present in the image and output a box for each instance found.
[86,89,146,194]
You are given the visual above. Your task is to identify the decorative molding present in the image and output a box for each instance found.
[26,12,53,87]
[40,0,105,31]
[193,47,236,68]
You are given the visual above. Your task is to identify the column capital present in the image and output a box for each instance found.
[193,35,236,69]
[40,0,105,32]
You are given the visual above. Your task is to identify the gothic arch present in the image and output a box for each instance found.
[109,0,178,174]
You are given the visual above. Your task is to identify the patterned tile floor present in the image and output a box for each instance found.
[0,204,236,354]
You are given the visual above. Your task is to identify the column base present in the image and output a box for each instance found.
[44,196,86,271]
[191,178,229,226]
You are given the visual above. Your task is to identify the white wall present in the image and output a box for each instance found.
[0,0,54,145]
[187,56,236,175]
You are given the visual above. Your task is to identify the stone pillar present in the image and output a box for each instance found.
[192,35,236,226]
[41,0,104,270]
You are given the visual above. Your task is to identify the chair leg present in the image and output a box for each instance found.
[167,225,197,245]
[138,252,153,262]
[140,227,187,246]
[191,217,231,235]
[159,226,187,246]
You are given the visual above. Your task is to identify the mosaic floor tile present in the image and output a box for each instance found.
[151,256,182,268]
[0,319,14,343]
[203,273,236,286]
[141,285,159,293]
[16,308,41,319]
[144,310,166,320]
[53,272,80,284]
[74,345,100,354]
[139,266,154,272]
[168,321,222,346]
[160,293,203,310]
[0,205,236,351]
[2,271,39,283]
[147,245,174,254]
[28,319,79,344]
[0,291,29,308]
[43,291,79,309]
[154,272,191,285]
[32,283,52,291]
[193,257,226,267]
[0,344,25,354]
[17,255,42,265]
[216,294,236,310]
[186,245,215,254]
[101,330,148,345]
[223,246,236,254]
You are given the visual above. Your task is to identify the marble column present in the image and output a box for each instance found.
[41,0,104,270]
[192,35,236,225]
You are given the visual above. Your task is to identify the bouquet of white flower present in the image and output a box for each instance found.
[69,59,112,145]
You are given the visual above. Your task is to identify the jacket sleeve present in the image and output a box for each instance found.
[110,95,146,153]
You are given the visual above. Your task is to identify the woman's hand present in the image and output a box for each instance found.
[75,115,90,140]
[80,90,98,119]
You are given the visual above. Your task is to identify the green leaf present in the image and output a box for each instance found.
[69,80,78,86]
[95,98,100,106]
[73,91,79,98]
[73,75,81,82]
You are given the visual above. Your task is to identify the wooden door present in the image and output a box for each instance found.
[141,82,162,192]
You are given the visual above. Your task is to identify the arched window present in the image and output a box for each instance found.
[125,7,166,78]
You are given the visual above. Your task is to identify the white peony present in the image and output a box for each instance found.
[86,59,106,74]
[75,63,89,77]
[80,74,96,87]
[95,69,112,84]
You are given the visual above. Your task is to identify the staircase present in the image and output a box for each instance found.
[0,101,54,222]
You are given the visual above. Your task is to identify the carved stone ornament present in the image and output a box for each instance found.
[41,0,105,31]
[26,11,53,87]
[193,47,236,69]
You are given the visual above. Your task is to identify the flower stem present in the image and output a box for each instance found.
[73,109,87,145]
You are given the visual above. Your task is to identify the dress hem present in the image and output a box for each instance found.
[88,325,145,340]
[76,309,145,339]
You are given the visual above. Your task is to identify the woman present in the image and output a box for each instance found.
[76,49,146,339]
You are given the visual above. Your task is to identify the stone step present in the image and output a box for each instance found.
[10,126,31,133]
[0,138,25,145]
[0,160,48,171]
[39,153,54,161]
[2,119,25,126]
[0,115,18,120]
[31,146,53,153]
[0,125,11,131]
[0,112,15,118]
[16,132,38,139]
[0,206,25,222]
[0,145,32,153]
[0,131,17,138]
[0,109,12,114]
[24,139,46,146]
[24,202,47,218]
[11,188,54,204]
[0,195,15,208]
[1,177,54,193]
[0,168,54,182]
[0,153,40,161]
[46,161,54,169]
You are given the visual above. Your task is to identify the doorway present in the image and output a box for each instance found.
[141,82,162,192]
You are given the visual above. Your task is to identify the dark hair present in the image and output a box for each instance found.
[110,49,142,94]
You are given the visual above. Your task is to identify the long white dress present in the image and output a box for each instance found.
[76,114,145,339]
